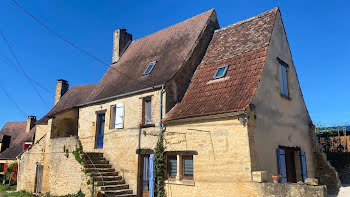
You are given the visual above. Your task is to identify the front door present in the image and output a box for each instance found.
[95,113,105,149]
[34,164,43,193]
[139,154,154,197]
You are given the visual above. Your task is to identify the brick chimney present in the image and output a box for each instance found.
[26,115,36,132]
[112,29,132,63]
[54,79,69,105]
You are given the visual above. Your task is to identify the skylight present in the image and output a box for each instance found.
[213,65,228,79]
[143,61,157,75]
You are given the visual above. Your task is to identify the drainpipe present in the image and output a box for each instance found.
[159,85,165,140]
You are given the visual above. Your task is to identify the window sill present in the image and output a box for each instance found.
[165,179,195,186]
[140,124,155,128]
[280,94,291,100]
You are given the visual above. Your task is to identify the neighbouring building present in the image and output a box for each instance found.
[16,7,339,197]
[0,116,36,182]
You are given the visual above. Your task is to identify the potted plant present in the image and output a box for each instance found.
[272,174,280,183]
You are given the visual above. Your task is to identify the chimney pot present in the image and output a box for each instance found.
[26,115,36,133]
[112,29,132,63]
[54,79,69,105]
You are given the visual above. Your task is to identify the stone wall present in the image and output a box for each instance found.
[79,89,162,193]
[326,152,350,183]
[17,134,92,196]
[249,10,316,180]
[254,182,327,197]
[314,152,341,195]
[163,116,258,197]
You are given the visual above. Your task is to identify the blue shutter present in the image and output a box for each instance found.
[276,148,287,183]
[149,154,154,197]
[300,151,308,182]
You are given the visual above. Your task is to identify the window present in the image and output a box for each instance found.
[167,156,177,179]
[279,62,289,97]
[143,61,156,75]
[143,97,152,125]
[0,163,4,172]
[23,143,32,151]
[110,103,124,129]
[213,65,228,79]
[182,156,193,179]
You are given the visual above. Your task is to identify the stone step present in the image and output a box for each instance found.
[90,172,118,177]
[84,161,110,167]
[84,152,103,158]
[105,194,136,197]
[85,168,115,173]
[105,189,133,196]
[93,176,123,182]
[82,155,107,161]
[100,184,129,191]
[96,180,125,186]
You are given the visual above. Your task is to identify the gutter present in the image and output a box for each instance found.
[78,84,164,107]
[163,111,246,125]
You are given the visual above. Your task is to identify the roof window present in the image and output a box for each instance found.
[143,61,157,75]
[213,65,228,79]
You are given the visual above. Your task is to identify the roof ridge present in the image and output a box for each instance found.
[215,7,279,33]
[130,9,215,44]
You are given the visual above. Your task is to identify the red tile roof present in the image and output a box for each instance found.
[0,121,35,159]
[164,8,278,121]
[87,9,217,102]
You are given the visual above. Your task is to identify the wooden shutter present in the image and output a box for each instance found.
[115,103,124,129]
[279,64,289,97]
[149,154,154,197]
[276,148,287,183]
[299,151,308,182]
[110,105,116,129]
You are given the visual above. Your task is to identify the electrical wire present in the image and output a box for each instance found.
[9,0,155,89]
[0,31,50,108]
[0,55,54,96]
[0,79,27,117]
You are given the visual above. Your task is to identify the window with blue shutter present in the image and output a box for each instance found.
[279,63,289,97]
[276,148,287,183]
[167,156,177,178]
[299,151,308,182]
[183,156,193,179]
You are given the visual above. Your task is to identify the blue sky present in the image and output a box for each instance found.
[0,0,349,129]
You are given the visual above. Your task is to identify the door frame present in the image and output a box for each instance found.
[137,149,154,197]
[95,110,106,149]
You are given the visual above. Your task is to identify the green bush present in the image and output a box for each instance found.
[4,190,33,197]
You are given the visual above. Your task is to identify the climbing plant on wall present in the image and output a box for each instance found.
[154,133,166,197]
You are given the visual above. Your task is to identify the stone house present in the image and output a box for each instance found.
[0,116,35,182]
[16,7,338,197]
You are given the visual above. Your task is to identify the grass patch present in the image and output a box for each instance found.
[3,190,33,197]
[0,184,17,191]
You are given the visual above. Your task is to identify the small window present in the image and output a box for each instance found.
[213,65,228,79]
[0,163,4,172]
[143,61,156,75]
[23,143,32,151]
[279,62,289,97]
[143,98,152,125]
[182,156,193,179]
[167,156,177,179]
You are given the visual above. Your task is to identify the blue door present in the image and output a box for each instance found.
[96,113,105,149]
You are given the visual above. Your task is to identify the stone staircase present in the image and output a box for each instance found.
[83,152,136,197]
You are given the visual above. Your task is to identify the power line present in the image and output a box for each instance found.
[0,55,54,96]
[0,79,27,117]
[10,0,155,89]
[0,30,50,109]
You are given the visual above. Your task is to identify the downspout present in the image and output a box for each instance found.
[159,85,165,140]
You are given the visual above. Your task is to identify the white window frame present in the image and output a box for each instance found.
[143,61,157,75]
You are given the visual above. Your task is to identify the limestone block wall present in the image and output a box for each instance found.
[17,134,46,192]
[163,117,258,197]
[254,182,327,197]
[78,89,163,192]
[47,136,91,196]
